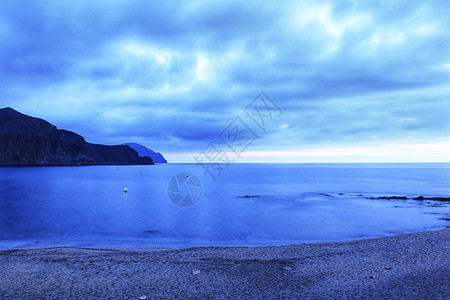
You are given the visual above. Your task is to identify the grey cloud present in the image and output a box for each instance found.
[0,0,449,156]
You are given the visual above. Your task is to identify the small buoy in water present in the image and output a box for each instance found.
[123,188,128,193]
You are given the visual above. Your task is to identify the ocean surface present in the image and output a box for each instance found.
[0,163,449,248]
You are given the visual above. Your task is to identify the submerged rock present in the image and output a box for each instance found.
[414,196,450,202]
[368,195,450,201]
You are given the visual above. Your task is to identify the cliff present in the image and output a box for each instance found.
[0,107,154,166]
[122,143,167,163]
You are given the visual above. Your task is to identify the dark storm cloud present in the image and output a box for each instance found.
[0,0,449,160]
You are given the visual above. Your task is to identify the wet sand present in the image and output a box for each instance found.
[0,229,449,299]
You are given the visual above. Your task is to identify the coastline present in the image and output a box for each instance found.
[0,229,448,299]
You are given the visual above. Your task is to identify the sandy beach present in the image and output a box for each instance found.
[0,229,448,299]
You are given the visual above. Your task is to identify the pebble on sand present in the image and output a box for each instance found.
[123,188,128,192]
[192,269,201,275]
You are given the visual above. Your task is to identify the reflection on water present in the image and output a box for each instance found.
[0,163,449,248]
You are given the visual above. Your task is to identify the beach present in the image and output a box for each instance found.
[0,229,448,299]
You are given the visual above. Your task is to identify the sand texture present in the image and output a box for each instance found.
[0,229,449,299]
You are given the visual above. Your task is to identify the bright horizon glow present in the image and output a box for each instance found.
[165,141,450,163]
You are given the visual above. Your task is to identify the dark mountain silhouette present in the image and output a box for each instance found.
[122,143,167,163]
[0,107,154,166]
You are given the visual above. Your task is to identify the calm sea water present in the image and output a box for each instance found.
[0,163,449,248]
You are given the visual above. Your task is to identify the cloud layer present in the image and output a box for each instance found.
[1,0,449,162]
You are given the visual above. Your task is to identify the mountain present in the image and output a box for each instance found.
[0,107,154,166]
[122,143,167,163]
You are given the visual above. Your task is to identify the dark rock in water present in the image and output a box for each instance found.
[369,196,408,200]
[319,193,334,197]
[414,196,450,202]
[438,218,450,221]
[0,107,154,166]
[243,195,260,198]
[432,197,450,202]
[367,195,450,202]
[122,142,167,163]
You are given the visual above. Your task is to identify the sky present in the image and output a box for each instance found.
[0,0,449,163]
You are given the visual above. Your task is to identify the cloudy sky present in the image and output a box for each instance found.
[1,0,449,162]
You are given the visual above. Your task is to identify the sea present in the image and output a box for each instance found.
[0,163,449,248]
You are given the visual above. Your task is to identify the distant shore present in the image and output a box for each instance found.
[0,229,448,299]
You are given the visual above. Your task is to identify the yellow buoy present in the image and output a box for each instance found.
[123,188,128,193]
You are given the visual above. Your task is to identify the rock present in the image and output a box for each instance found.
[123,188,128,193]
[369,275,376,279]
[192,269,201,275]
[405,195,450,202]
[431,197,450,202]
[388,196,407,200]
[414,196,450,202]
[283,266,292,271]
[122,142,167,163]
[139,296,147,299]
[369,196,409,200]
[319,193,333,197]
[0,107,155,166]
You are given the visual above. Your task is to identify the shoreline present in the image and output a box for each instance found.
[1,226,449,251]
[0,229,448,299]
